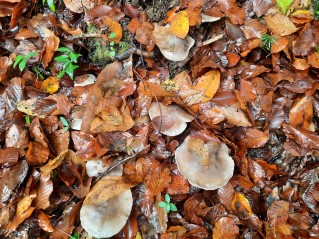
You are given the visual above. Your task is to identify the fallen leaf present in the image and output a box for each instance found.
[34,173,53,210]
[101,16,122,43]
[38,211,54,232]
[170,11,189,38]
[276,0,294,14]
[267,200,289,225]
[25,142,50,166]
[264,13,298,36]
[240,128,269,149]
[289,96,313,129]
[40,77,59,94]
[213,217,239,239]
[231,192,253,219]
[63,0,106,13]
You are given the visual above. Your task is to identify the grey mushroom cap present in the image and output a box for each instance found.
[80,189,133,238]
[175,136,235,190]
[149,102,194,136]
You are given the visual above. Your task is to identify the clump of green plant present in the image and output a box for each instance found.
[25,116,31,126]
[54,47,81,80]
[158,194,177,213]
[14,52,38,72]
[315,0,319,19]
[42,0,55,12]
[32,66,45,80]
[59,116,69,131]
[260,34,278,51]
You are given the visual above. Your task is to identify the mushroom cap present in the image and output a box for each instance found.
[149,102,194,136]
[175,136,234,190]
[153,24,195,62]
[80,189,133,238]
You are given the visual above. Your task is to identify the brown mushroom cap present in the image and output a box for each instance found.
[149,102,194,136]
[175,136,234,190]
[80,189,133,238]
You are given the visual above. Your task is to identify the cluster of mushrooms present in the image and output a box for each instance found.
[80,102,234,238]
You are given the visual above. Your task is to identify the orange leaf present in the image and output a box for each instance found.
[102,16,122,43]
[146,167,171,197]
[267,200,289,225]
[6,207,35,231]
[264,13,298,36]
[240,79,257,103]
[240,128,269,148]
[35,173,53,210]
[193,70,220,103]
[307,52,319,68]
[127,17,141,34]
[213,217,239,239]
[271,37,288,53]
[38,211,54,232]
[25,142,50,166]
[289,96,313,129]
[186,0,203,26]
[170,11,189,38]
[40,77,59,94]
[231,192,253,218]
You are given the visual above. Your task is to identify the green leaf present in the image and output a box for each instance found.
[165,203,170,213]
[276,0,294,14]
[57,47,71,53]
[109,50,116,57]
[47,0,56,12]
[69,52,78,63]
[66,63,74,80]
[158,202,167,208]
[69,232,79,239]
[25,52,38,59]
[109,32,117,39]
[14,55,25,68]
[54,55,70,63]
[170,203,177,212]
[165,194,170,203]
[57,70,65,79]
[42,0,46,5]
[19,58,27,72]
[25,116,31,126]
[60,116,69,128]
[63,126,69,132]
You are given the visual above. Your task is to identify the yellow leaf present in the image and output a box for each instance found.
[231,192,253,218]
[17,195,36,216]
[194,70,220,103]
[136,231,142,239]
[40,77,59,94]
[170,11,189,39]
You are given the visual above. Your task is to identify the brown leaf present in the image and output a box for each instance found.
[49,129,70,155]
[218,183,235,208]
[267,200,289,225]
[213,217,239,239]
[145,167,171,197]
[253,0,273,17]
[38,211,54,232]
[6,207,34,231]
[264,13,298,36]
[231,192,253,219]
[289,96,313,129]
[34,174,53,210]
[25,142,50,166]
[271,37,289,53]
[308,52,319,68]
[40,150,68,174]
[240,79,257,103]
[84,176,136,205]
[240,128,269,148]
[63,0,106,13]
[0,148,19,165]
[292,23,317,57]
[283,123,319,149]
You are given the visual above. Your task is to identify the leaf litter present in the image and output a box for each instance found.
[0,0,319,238]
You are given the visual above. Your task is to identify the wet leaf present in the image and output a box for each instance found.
[38,211,54,232]
[264,13,298,36]
[213,217,239,239]
[240,128,269,148]
[40,77,59,94]
[170,11,189,39]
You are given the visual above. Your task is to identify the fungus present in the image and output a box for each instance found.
[149,102,194,136]
[80,176,134,238]
[175,136,234,190]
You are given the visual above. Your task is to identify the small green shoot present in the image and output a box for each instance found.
[315,0,319,19]
[260,34,278,52]
[59,116,69,132]
[107,32,117,58]
[54,47,81,80]
[32,66,45,80]
[69,232,78,239]
[14,52,38,72]
[158,194,177,213]
[25,116,31,126]
[42,0,56,12]
[317,46,319,53]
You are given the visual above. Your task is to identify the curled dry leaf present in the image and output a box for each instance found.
[148,102,194,136]
[283,123,319,149]
[34,173,53,210]
[153,24,195,62]
[80,176,135,238]
[63,0,106,13]
[175,136,234,190]
[264,13,298,36]
[213,217,239,239]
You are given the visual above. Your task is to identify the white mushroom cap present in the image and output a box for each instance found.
[149,102,194,136]
[153,24,195,62]
[80,189,133,238]
[175,136,234,190]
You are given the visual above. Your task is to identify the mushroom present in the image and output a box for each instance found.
[175,136,234,190]
[149,102,194,136]
[80,176,134,238]
[153,24,195,62]
[80,189,133,238]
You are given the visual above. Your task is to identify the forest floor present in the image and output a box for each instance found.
[1,0,319,238]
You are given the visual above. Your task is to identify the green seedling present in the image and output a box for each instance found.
[260,34,278,51]
[32,66,45,80]
[107,32,117,58]
[42,0,56,12]
[315,0,319,19]
[59,116,69,132]
[14,52,38,72]
[158,194,177,213]
[25,116,31,126]
[54,47,81,80]
[69,232,78,239]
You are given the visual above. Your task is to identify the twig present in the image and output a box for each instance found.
[92,147,147,185]
[200,34,224,46]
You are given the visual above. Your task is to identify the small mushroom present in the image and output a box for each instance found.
[175,136,234,190]
[80,189,133,238]
[149,102,194,136]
